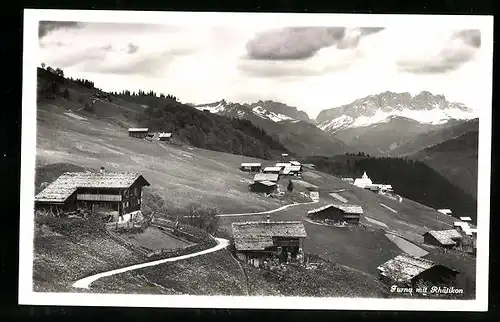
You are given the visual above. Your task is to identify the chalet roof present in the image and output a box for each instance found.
[158,132,172,138]
[289,161,301,166]
[128,128,149,132]
[253,173,279,182]
[424,229,462,246]
[232,221,307,251]
[459,217,472,221]
[263,166,282,172]
[342,177,354,181]
[35,172,150,203]
[377,255,442,282]
[307,204,363,215]
[250,180,276,187]
[438,209,453,214]
[286,165,302,172]
[241,163,262,167]
[275,163,292,168]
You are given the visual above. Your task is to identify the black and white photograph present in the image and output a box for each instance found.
[19,10,493,311]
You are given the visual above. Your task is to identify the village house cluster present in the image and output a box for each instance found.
[240,158,306,195]
[128,128,172,142]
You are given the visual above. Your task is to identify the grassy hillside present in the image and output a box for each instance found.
[37,67,290,160]
[411,131,479,199]
[33,217,147,292]
[304,154,477,222]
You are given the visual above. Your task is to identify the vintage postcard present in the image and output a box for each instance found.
[19,9,493,311]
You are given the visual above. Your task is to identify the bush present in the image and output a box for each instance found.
[141,188,168,217]
[180,203,220,235]
[62,88,70,99]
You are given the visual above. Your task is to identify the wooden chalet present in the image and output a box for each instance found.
[240,162,262,172]
[422,229,463,248]
[128,128,149,138]
[377,254,459,289]
[232,220,307,268]
[249,181,277,193]
[253,173,279,183]
[282,165,302,176]
[35,169,150,222]
[263,166,282,175]
[342,177,355,184]
[307,204,363,224]
[157,132,172,142]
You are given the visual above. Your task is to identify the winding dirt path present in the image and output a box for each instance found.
[72,237,230,289]
[216,200,319,217]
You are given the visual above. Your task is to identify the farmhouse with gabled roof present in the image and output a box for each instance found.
[232,220,307,268]
[422,229,463,248]
[307,204,363,224]
[35,168,150,222]
[377,254,459,288]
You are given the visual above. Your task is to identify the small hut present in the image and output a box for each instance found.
[128,128,149,139]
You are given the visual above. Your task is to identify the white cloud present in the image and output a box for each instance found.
[39,23,490,119]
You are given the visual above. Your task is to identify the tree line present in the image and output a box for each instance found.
[135,95,290,160]
[305,154,477,222]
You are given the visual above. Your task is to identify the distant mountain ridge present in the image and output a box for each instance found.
[316,91,477,134]
[195,99,311,123]
[194,99,354,156]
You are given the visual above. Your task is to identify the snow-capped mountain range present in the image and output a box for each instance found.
[316,91,478,134]
[194,99,311,123]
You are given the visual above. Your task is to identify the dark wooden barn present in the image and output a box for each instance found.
[232,220,307,268]
[249,181,277,194]
[128,128,149,138]
[35,169,150,222]
[240,163,262,172]
[377,254,459,290]
[307,204,363,224]
[158,132,172,142]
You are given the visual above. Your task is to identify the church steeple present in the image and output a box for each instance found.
[362,171,368,179]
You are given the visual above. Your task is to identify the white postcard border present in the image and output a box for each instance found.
[19,9,493,311]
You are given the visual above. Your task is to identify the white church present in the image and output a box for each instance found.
[353,171,373,189]
[353,171,393,193]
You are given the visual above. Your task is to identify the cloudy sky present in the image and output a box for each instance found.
[38,21,489,119]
